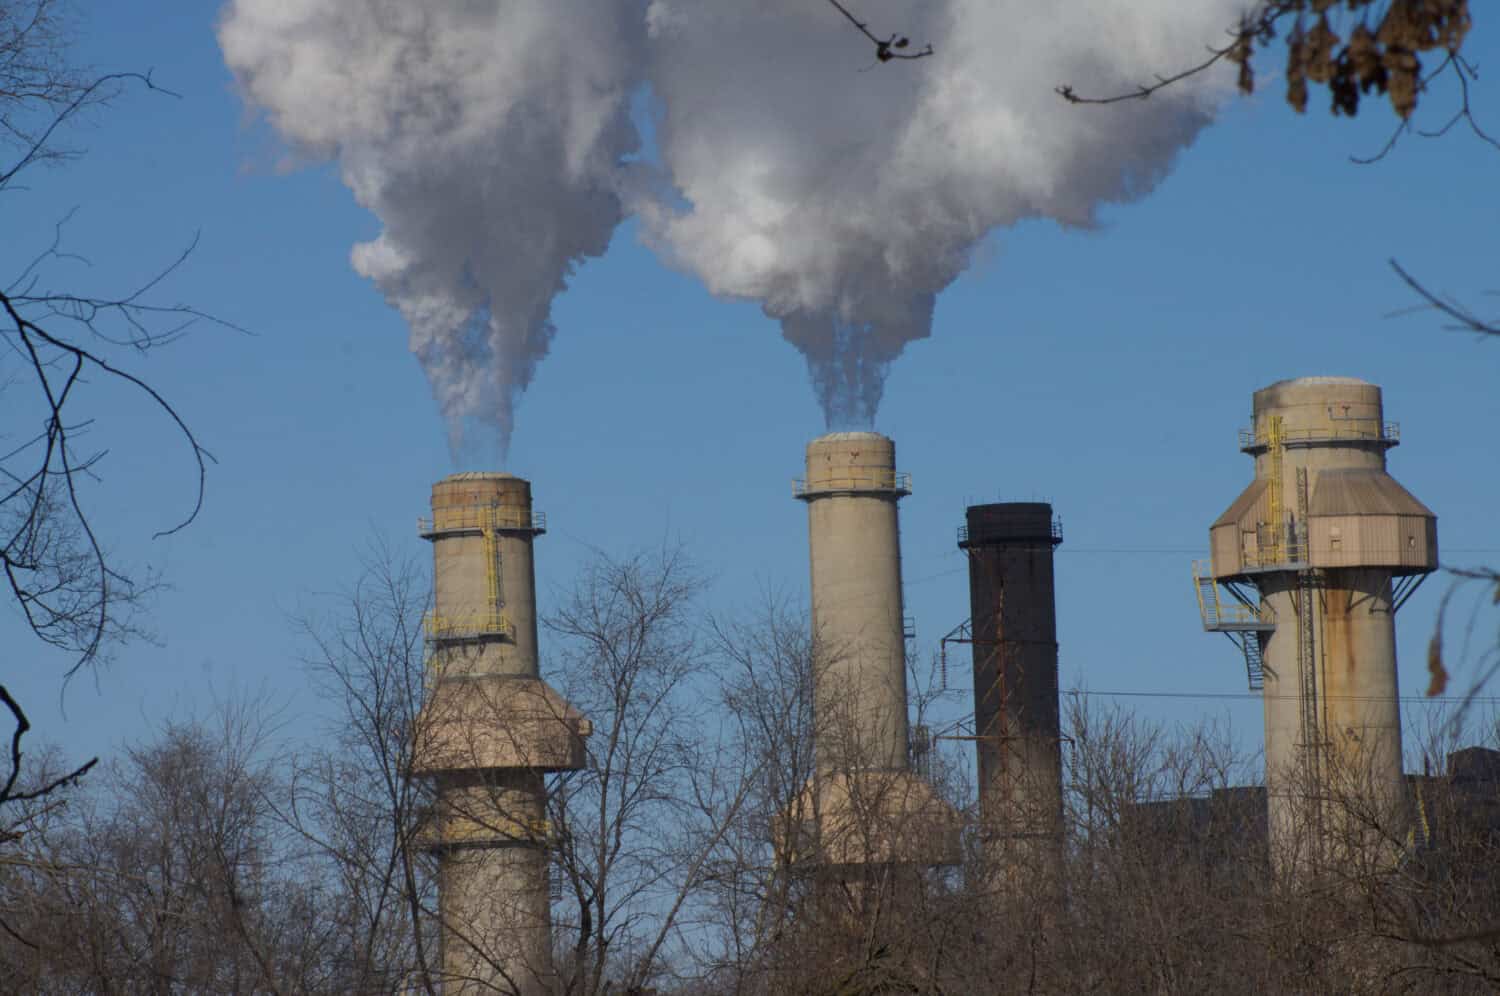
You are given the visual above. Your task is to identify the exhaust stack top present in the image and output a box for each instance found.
[1210,377,1435,578]
[419,472,547,679]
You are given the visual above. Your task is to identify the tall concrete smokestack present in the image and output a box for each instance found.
[958,502,1064,893]
[787,433,958,877]
[802,432,911,772]
[413,473,590,994]
[1196,378,1437,873]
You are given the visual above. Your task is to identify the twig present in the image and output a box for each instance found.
[825,0,933,64]
[0,683,96,806]
[1389,259,1499,338]
[1057,44,1235,106]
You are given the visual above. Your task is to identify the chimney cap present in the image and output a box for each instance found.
[810,430,889,443]
[1266,376,1373,389]
[441,471,522,482]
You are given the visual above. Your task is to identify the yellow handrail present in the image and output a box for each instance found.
[424,610,515,641]
[1193,561,1266,627]
[418,508,546,535]
[1239,422,1399,449]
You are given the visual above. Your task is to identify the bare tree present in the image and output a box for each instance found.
[0,696,348,992]
[689,596,981,996]
[0,549,441,994]
[287,542,441,993]
[1,0,221,668]
[0,546,1494,993]
[1,0,237,832]
[696,593,818,994]
[544,545,758,995]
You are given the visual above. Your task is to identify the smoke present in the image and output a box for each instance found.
[220,0,1244,442]
[218,0,646,452]
[638,0,1244,428]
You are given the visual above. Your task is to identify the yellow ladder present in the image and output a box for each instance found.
[1264,415,1285,563]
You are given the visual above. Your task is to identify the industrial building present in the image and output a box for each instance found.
[1126,747,1500,882]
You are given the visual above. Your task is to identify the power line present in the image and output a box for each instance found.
[1056,547,1500,556]
[906,549,1499,585]
[1071,689,1500,706]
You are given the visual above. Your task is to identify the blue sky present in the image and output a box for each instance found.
[4,4,1497,778]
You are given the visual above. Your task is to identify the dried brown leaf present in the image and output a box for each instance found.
[1425,633,1447,697]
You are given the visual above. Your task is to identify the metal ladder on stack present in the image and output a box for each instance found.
[1293,467,1324,807]
[483,519,502,612]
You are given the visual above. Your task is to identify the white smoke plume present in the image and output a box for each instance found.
[220,0,1244,442]
[218,0,646,451]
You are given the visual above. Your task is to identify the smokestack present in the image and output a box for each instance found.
[413,473,590,994]
[801,432,911,771]
[1197,378,1437,872]
[958,502,1064,893]
[786,433,958,874]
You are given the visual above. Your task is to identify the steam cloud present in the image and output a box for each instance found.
[220,0,1244,444]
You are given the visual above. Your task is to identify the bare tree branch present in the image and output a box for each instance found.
[825,0,933,65]
[1056,43,1236,106]
[0,683,95,811]
[1389,259,1500,338]
[0,67,241,684]
[1057,1,1490,158]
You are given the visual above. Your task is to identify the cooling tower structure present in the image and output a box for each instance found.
[1195,379,1437,874]
[412,473,590,995]
[957,503,1065,894]
[786,433,959,879]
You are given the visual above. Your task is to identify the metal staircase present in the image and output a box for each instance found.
[1193,561,1274,691]
[1240,631,1265,691]
[1189,423,1294,693]
[1196,573,1225,627]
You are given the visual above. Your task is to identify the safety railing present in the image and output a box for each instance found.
[1193,561,1271,630]
[792,471,911,498]
[418,508,547,536]
[1238,422,1399,451]
[1204,599,1267,628]
[1239,541,1308,570]
[956,516,1064,545]
[423,610,515,641]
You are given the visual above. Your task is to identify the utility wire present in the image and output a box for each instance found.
[906,549,1500,586]
[1069,689,1500,706]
